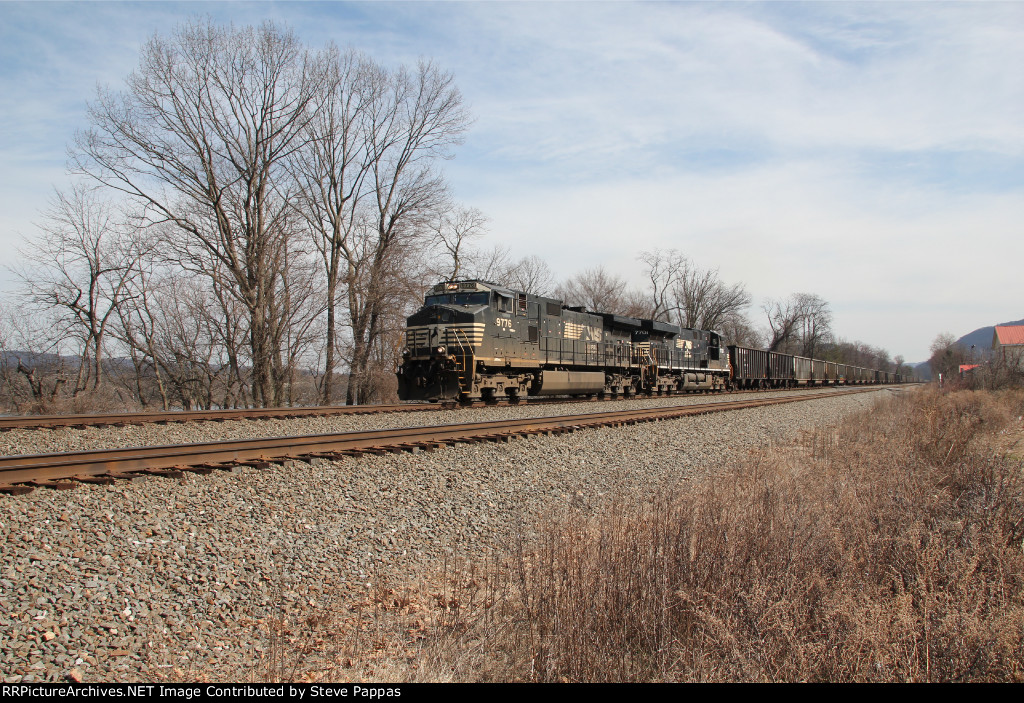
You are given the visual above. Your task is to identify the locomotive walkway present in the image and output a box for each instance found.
[0,387,888,494]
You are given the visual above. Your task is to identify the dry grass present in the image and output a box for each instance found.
[278,387,1024,682]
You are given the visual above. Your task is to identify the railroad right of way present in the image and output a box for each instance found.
[1,388,891,493]
[0,386,905,683]
[0,386,885,460]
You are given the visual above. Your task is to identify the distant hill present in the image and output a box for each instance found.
[0,350,65,369]
[957,319,1024,355]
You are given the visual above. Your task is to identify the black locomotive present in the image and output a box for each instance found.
[396,280,730,402]
[396,280,916,403]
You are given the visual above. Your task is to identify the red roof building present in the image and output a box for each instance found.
[992,325,1024,368]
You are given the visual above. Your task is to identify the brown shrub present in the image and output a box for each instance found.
[402,388,1024,682]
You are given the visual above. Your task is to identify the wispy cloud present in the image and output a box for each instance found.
[0,1,1020,361]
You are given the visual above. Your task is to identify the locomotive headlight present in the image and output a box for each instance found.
[402,347,411,358]
[436,345,446,355]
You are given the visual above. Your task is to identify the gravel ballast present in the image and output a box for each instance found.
[0,388,901,682]
[2,387,865,458]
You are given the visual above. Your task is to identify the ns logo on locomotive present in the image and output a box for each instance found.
[396,280,730,403]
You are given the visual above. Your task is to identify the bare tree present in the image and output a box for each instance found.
[556,266,632,314]
[110,260,171,409]
[72,19,324,407]
[463,245,514,284]
[894,354,906,376]
[763,297,799,351]
[825,336,904,373]
[794,293,831,359]
[452,249,557,296]
[503,255,557,297]
[639,249,687,321]
[429,205,488,282]
[290,51,469,405]
[13,184,145,393]
[289,46,378,405]
[719,313,763,348]
[874,346,893,373]
[763,293,832,355]
[640,249,752,331]
[929,332,966,381]
[0,303,71,412]
[342,59,470,405]
[675,267,749,330]
[112,263,230,410]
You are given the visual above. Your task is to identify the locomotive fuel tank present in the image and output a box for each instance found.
[530,370,606,396]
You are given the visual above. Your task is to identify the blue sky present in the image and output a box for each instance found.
[1,1,1022,362]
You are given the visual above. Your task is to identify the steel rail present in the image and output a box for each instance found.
[0,384,901,431]
[0,388,886,494]
[0,394,682,430]
[0,403,439,431]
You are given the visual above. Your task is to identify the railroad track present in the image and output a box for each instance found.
[0,395,689,431]
[0,393,733,431]
[0,402,440,431]
[0,387,888,494]
[0,384,910,431]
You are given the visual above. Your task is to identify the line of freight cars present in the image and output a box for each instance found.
[728,345,913,389]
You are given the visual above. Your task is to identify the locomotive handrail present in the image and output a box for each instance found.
[449,326,474,391]
[450,326,471,355]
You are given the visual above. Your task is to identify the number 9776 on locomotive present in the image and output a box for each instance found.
[396,280,730,403]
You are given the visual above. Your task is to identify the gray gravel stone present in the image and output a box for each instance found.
[0,388,904,681]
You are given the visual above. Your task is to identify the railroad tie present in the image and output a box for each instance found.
[195,463,238,472]
[238,460,271,469]
[295,452,344,462]
[0,483,34,495]
[179,466,216,475]
[71,475,116,485]
[28,479,77,490]
[388,444,422,454]
[137,468,185,479]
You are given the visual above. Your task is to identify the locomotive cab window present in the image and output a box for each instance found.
[517,293,528,316]
[425,292,490,307]
[497,294,512,313]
